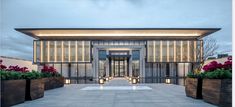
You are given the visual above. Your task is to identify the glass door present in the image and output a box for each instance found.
[111,58,127,77]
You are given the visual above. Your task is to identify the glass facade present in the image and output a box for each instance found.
[33,40,91,63]
[144,63,192,85]
[35,40,202,85]
[132,50,140,77]
[147,40,203,63]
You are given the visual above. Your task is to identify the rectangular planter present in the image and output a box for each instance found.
[1,79,26,107]
[202,79,232,107]
[43,77,64,90]
[25,79,44,100]
[185,77,202,99]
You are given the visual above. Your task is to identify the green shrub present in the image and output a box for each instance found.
[187,72,204,78]
[0,70,24,80]
[203,69,232,79]
[41,72,62,78]
[22,70,42,80]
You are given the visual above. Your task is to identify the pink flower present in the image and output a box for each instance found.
[223,60,232,70]
[203,61,223,72]
[203,57,232,72]
[7,65,29,72]
[41,65,58,75]
[0,64,7,70]
[227,56,232,60]
[0,59,3,64]
[0,59,7,70]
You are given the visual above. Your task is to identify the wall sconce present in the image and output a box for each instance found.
[129,77,132,81]
[109,77,112,80]
[165,78,170,84]
[106,77,109,81]
[99,78,104,84]
[65,79,71,84]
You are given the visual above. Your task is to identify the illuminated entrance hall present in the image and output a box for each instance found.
[16,28,220,85]
[109,52,129,77]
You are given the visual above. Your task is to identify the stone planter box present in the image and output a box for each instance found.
[202,79,232,107]
[1,79,26,107]
[43,77,64,90]
[185,77,202,99]
[25,79,44,100]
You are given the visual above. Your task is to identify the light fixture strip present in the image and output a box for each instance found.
[200,41,203,62]
[82,41,85,62]
[147,42,150,62]
[167,41,169,62]
[153,41,156,62]
[40,41,43,62]
[174,41,176,62]
[160,41,162,62]
[38,33,199,37]
[88,41,90,61]
[194,41,196,62]
[33,41,36,63]
[69,41,71,62]
[54,41,57,62]
[76,41,78,62]
[181,41,183,62]
[187,41,190,62]
[47,41,50,62]
[62,41,64,62]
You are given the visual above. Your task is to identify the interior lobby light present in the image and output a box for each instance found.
[99,78,104,84]
[106,77,109,81]
[65,79,71,84]
[165,78,170,84]
[132,78,137,84]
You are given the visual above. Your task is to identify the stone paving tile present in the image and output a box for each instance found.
[13,78,216,107]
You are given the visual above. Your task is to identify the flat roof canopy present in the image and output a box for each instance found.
[15,28,220,40]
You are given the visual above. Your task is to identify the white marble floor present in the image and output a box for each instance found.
[81,86,152,90]
[14,78,216,107]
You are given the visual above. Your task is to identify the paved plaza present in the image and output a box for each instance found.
[14,78,215,107]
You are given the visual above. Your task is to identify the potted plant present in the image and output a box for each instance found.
[202,57,232,107]
[41,65,64,90]
[23,70,44,100]
[0,60,26,107]
[185,68,203,99]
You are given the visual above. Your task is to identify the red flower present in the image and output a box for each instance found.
[203,57,232,72]
[0,64,7,70]
[0,59,7,70]
[203,61,223,72]
[41,65,58,75]
[227,56,232,60]
[0,59,3,64]
[223,60,232,70]
[7,65,29,72]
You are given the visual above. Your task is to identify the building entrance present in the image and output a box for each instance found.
[108,51,130,77]
[110,57,128,77]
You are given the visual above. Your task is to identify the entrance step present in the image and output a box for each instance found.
[105,78,130,86]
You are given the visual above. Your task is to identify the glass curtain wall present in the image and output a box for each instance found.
[132,50,140,77]
[147,40,202,63]
[98,50,107,77]
[144,63,192,85]
[33,40,91,63]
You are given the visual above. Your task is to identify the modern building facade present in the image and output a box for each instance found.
[16,28,220,85]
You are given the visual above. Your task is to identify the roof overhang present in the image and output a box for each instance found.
[15,28,220,40]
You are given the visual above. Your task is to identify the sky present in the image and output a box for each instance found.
[0,0,232,60]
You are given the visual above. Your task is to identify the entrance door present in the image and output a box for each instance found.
[111,57,128,77]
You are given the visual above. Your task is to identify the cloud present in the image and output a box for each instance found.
[0,0,232,60]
